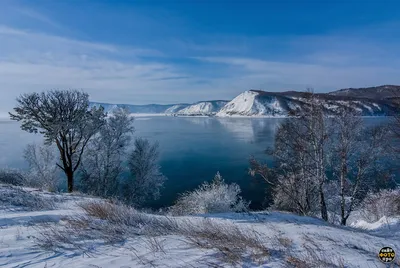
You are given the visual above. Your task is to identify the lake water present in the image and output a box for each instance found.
[0,116,393,209]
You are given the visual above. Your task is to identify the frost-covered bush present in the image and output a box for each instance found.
[359,189,400,222]
[24,143,60,192]
[0,186,55,211]
[80,108,134,198]
[123,138,167,206]
[270,174,320,217]
[170,172,249,215]
[0,168,26,186]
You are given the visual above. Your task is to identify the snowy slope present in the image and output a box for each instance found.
[1,185,398,268]
[216,91,299,117]
[164,104,190,114]
[216,91,259,116]
[175,101,229,116]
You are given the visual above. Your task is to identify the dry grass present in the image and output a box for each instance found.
[276,236,293,249]
[179,218,271,265]
[37,200,350,267]
[37,200,274,265]
[35,215,127,254]
[35,200,180,253]
[78,200,179,235]
[285,236,345,268]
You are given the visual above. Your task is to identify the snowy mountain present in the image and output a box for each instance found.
[216,91,293,116]
[91,85,400,117]
[216,90,398,117]
[89,101,229,116]
[89,102,176,114]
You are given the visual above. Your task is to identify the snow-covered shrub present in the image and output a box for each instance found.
[269,170,320,217]
[0,168,26,186]
[169,172,249,215]
[359,189,400,222]
[80,108,134,198]
[324,180,344,225]
[0,186,55,211]
[24,143,60,192]
[78,200,179,235]
[123,138,167,206]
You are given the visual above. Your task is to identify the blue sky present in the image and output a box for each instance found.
[1,0,400,112]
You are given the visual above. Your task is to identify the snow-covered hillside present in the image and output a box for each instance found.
[164,104,190,114]
[89,101,229,116]
[216,90,396,117]
[1,185,399,268]
[175,101,229,116]
[217,91,291,117]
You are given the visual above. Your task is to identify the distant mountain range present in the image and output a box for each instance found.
[90,85,400,117]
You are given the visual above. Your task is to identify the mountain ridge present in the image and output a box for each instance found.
[90,85,400,117]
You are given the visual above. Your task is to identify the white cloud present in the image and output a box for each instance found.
[196,56,400,89]
[0,26,240,111]
[2,16,400,113]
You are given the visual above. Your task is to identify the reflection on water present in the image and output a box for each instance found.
[182,117,282,143]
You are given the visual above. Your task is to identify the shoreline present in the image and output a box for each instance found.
[1,114,393,121]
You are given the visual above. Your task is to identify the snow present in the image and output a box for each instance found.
[323,103,340,110]
[372,103,382,111]
[362,104,374,114]
[286,101,300,110]
[164,104,189,114]
[216,91,286,117]
[217,91,259,116]
[176,101,227,116]
[215,91,388,117]
[351,216,400,231]
[89,89,391,118]
[1,185,398,267]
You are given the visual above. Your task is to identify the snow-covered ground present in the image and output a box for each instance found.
[0,185,398,268]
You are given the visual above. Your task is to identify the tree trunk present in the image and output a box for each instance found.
[320,183,328,221]
[340,152,347,225]
[66,168,74,193]
[341,217,347,226]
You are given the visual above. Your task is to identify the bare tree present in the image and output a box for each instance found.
[331,110,391,225]
[250,117,320,216]
[302,92,330,221]
[24,143,59,191]
[9,90,106,192]
[80,108,134,197]
[250,91,330,221]
[250,91,392,224]
[124,138,167,206]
